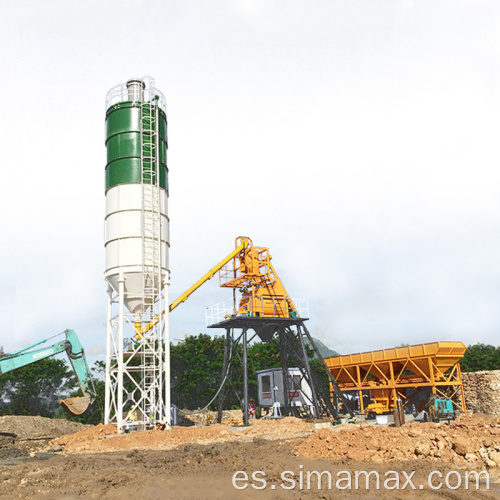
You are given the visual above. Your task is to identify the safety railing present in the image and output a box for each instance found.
[105,76,167,112]
[293,298,309,318]
[206,299,238,327]
[206,297,309,326]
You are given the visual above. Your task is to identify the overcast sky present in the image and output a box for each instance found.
[1,0,499,364]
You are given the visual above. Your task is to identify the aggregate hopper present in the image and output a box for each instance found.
[325,341,467,414]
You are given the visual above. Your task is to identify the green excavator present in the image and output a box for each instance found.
[0,329,96,416]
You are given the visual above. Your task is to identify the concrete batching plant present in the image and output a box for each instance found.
[104,77,170,430]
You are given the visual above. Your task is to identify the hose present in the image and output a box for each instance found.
[177,337,233,415]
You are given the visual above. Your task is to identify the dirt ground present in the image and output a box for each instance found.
[0,415,90,454]
[1,414,500,499]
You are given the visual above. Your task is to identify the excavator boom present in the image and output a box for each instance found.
[0,329,95,416]
[59,329,96,416]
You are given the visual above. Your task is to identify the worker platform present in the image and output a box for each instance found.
[325,341,466,414]
[208,316,307,342]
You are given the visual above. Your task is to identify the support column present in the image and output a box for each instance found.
[163,273,171,426]
[217,328,231,424]
[389,361,397,410]
[279,328,290,416]
[297,324,320,418]
[356,365,363,414]
[428,357,436,394]
[117,272,125,432]
[104,286,113,424]
[456,363,466,412]
[242,327,249,426]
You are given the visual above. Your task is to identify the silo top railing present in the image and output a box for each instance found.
[106,76,167,112]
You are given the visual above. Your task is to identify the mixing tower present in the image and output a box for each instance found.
[104,77,170,430]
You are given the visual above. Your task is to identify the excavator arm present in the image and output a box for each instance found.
[0,329,96,416]
[58,330,96,416]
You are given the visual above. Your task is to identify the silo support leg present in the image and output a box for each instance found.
[242,328,249,426]
[217,328,231,424]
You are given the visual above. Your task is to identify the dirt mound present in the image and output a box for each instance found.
[0,415,90,441]
[242,416,311,437]
[296,414,500,467]
[51,423,236,452]
[50,416,311,453]
[0,415,92,454]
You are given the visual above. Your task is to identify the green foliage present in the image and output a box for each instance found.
[0,332,334,420]
[171,334,226,409]
[460,343,500,372]
[171,333,317,411]
[0,357,77,417]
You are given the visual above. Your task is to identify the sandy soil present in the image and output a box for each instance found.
[0,414,499,499]
[50,416,311,453]
[0,415,89,452]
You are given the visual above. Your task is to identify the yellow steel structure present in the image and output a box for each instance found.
[135,236,297,338]
[170,239,250,313]
[325,341,466,414]
[219,236,298,318]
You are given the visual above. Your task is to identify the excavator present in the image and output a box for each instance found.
[135,236,298,338]
[0,329,96,416]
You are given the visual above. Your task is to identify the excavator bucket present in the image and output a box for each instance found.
[59,395,91,416]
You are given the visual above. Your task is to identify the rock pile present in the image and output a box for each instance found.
[462,370,500,416]
[296,413,500,467]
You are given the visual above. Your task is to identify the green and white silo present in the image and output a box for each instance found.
[104,77,170,430]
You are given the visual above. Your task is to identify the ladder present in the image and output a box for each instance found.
[139,90,163,425]
[140,94,162,338]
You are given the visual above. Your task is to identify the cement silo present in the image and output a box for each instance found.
[104,77,170,430]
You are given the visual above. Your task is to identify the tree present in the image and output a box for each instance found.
[0,357,77,417]
[460,344,500,372]
[170,334,226,409]
[170,333,319,411]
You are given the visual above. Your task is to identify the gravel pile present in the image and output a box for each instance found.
[296,413,500,467]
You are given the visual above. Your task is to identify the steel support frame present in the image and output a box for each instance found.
[104,277,170,431]
[212,318,347,422]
